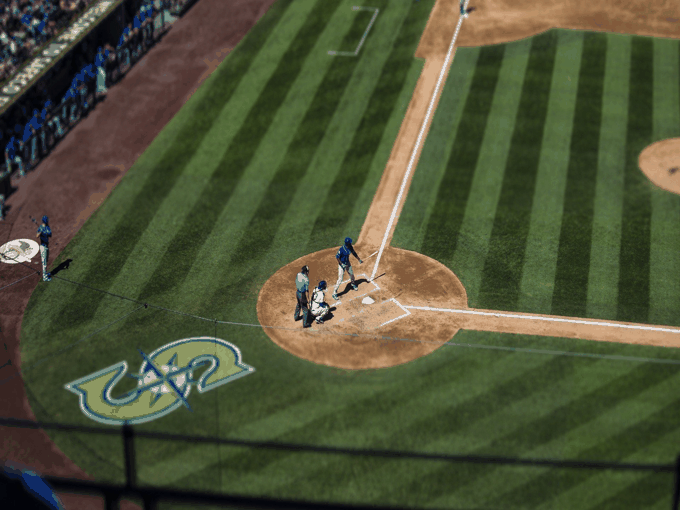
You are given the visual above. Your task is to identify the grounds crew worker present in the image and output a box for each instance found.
[294,265,311,328]
[311,280,330,325]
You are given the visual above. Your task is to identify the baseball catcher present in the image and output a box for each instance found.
[311,280,330,325]
[332,237,362,300]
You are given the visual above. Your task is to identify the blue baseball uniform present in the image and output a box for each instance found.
[36,221,51,281]
[332,238,362,299]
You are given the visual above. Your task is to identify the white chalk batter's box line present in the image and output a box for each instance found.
[379,298,411,328]
[330,275,412,328]
[403,306,680,334]
[331,273,380,306]
[328,6,379,57]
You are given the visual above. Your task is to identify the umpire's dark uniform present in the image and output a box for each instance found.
[294,265,310,328]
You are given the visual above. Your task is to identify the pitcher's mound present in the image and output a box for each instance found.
[257,247,467,369]
[639,138,680,195]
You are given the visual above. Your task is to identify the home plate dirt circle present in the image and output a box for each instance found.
[257,247,467,370]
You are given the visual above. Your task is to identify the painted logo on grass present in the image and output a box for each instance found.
[0,238,39,264]
[65,337,255,425]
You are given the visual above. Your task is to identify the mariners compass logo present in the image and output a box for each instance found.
[65,337,255,425]
[0,238,39,264]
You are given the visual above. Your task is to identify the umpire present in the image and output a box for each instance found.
[294,265,311,328]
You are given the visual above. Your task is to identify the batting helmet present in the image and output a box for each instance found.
[344,237,352,246]
[42,216,49,224]
[318,280,327,290]
[301,265,309,274]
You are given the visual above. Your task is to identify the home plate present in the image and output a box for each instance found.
[362,296,375,305]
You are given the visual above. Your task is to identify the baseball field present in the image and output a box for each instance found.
[10,0,680,508]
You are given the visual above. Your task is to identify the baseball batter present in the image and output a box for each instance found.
[310,280,330,325]
[332,237,363,301]
[35,215,51,282]
[294,265,311,328]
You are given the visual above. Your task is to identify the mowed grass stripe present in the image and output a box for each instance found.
[449,38,531,305]
[419,44,505,263]
[210,2,430,312]
[42,0,294,330]
[518,30,583,313]
[617,37,654,323]
[228,0,388,269]
[477,31,558,311]
[586,34,630,320]
[219,347,548,496]
[567,425,680,510]
[388,360,676,507]
[140,333,527,486]
[137,0,342,301]
[366,353,604,506]
[216,337,561,497]
[550,32,607,318]
[486,374,680,508]
[391,47,480,251]
[445,365,680,508]
[587,474,674,510]
[191,1,416,304]
[306,1,438,250]
[649,38,680,327]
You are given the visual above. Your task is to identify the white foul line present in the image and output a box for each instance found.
[403,306,680,334]
[328,7,380,57]
[370,0,469,280]
[379,298,411,328]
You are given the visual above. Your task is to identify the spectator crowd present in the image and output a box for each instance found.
[0,0,101,83]
[0,0,169,192]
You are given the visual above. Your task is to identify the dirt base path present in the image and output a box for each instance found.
[0,1,276,508]
[258,0,680,370]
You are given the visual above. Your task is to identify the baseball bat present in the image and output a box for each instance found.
[29,215,38,224]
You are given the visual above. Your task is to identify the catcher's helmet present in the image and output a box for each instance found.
[301,265,309,274]
[344,237,352,246]
[42,215,49,224]
[318,280,327,290]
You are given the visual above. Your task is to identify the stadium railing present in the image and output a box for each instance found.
[0,417,678,510]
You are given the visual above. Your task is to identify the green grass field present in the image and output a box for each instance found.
[17,1,680,508]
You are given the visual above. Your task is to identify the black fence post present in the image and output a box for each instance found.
[143,494,159,510]
[122,424,136,490]
[672,454,680,510]
[104,491,119,510]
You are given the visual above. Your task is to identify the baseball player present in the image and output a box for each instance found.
[332,237,363,301]
[35,216,51,282]
[460,0,468,17]
[310,280,330,325]
[294,265,311,328]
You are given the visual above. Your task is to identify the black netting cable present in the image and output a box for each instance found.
[0,304,147,388]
